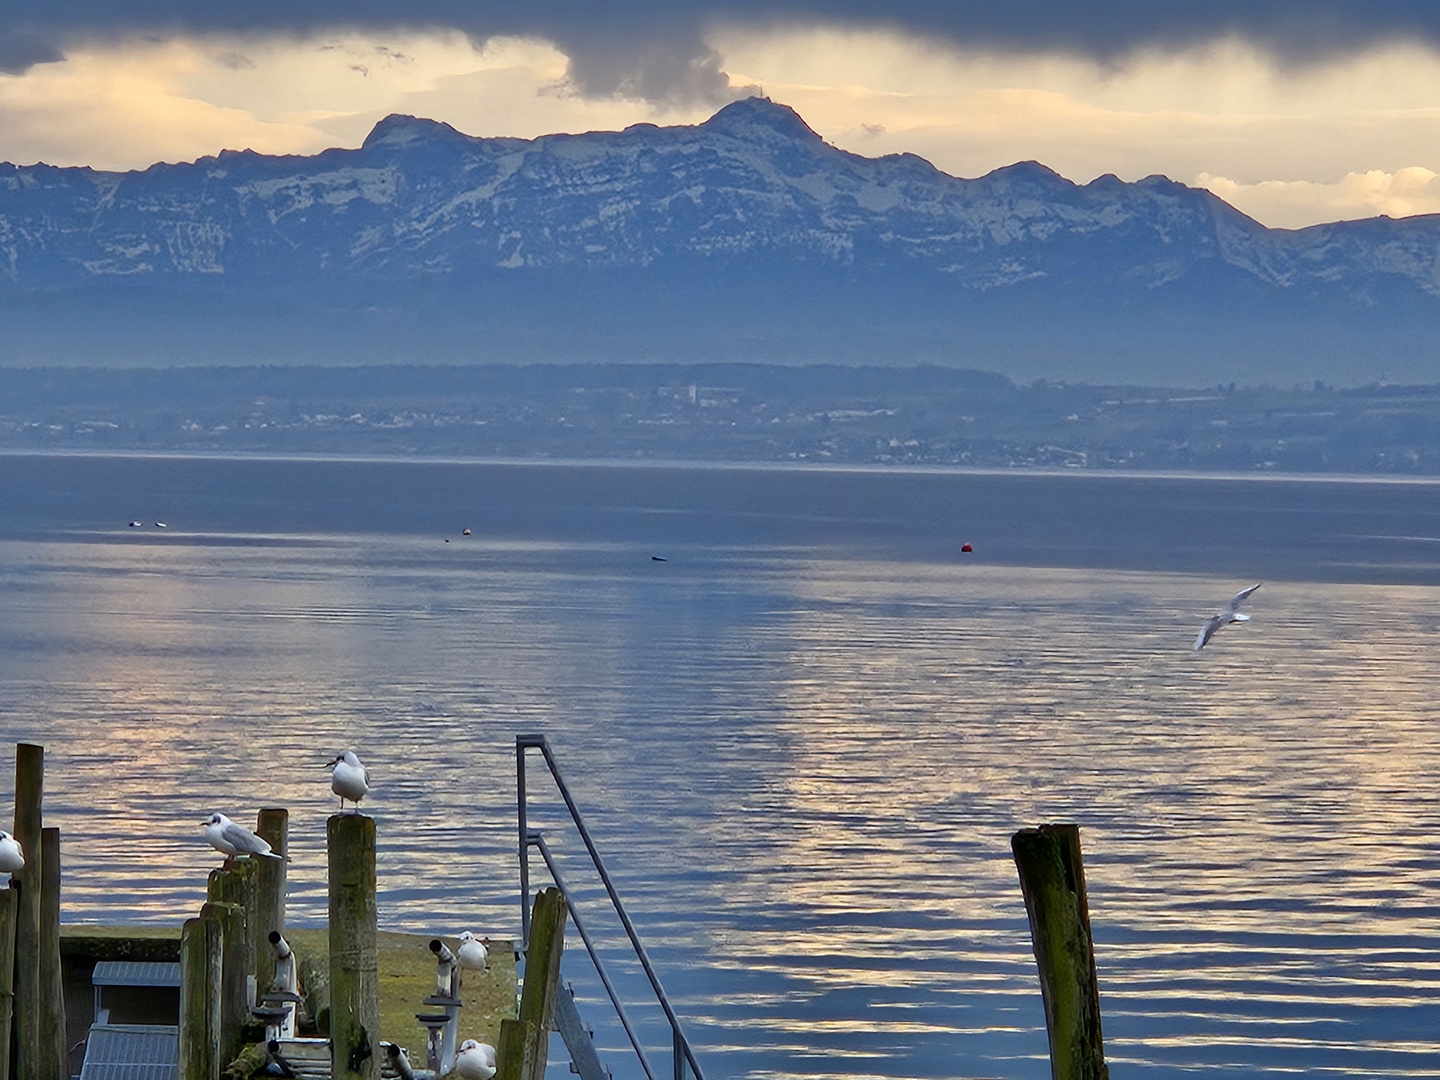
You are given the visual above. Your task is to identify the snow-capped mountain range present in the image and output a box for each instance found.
[3,97,1438,383]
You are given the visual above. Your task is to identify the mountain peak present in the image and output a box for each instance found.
[985,160,1069,187]
[363,114,465,150]
[700,96,822,143]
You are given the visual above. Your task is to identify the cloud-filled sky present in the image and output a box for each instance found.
[5,2,1440,228]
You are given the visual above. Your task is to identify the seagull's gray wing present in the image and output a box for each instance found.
[1195,614,1225,650]
[1228,583,1262,612]
[221,823,276,857]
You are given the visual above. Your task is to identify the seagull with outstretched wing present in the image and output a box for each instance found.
[1195,583,1262,650]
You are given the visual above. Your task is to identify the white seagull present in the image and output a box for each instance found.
[1195,583,1262,650]
[0,831,24,874]
[456,931,489,971]
[203,813,281,863]
[327,751,372,811]
[454,1040,497,1080]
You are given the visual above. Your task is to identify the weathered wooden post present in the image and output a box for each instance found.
[1011,824,1109,1080]
[328,814,378,1080]
[12,743,43,1080]
[494,1019,529,1080]
[37,828,65,1080]
[512,887,567,1080]
[200,888,247,1067]
[224,856,259,1024]
[0,886,17,1080]
[179,908,224,1080]
[253,809,289,993]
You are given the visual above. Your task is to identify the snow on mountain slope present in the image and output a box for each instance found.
[3,96,1437,301]
[4,97,1440,382]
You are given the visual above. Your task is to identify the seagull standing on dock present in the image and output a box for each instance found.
[203,813,281,863]
[327,750,372,811]
[0,831,23,874]
[454,1041,497,1080]
[1195,583,1262,650]
[456,931,489,971]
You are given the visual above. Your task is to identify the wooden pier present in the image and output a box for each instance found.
[3,743,522,1080]
[61,928,516,1069]
[6,737,1120,1080]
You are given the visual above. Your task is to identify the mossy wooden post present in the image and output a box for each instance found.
[179,909,223,1080]
[37,829,65,1080]
[516,887,567,1080]
[0,887,17,1080]
[493,1019,529,1080]
[253,809,288,993]
[12,743,42,1080]
[1011,824,1109,1080]
[328,814,377,1080]
[200,887,247,1066]
[223,856,259,1018]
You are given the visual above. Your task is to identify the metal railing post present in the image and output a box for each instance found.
[531,834,657,1080]
[516,734,539,951]
[516,734,707,1080]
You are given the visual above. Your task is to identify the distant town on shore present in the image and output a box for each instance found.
[3,362,1439,476]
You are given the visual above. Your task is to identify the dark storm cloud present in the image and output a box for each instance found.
[4,1,1439,102]
[0,29,64,74]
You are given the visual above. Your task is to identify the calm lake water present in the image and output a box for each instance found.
[2,453,1440,1079]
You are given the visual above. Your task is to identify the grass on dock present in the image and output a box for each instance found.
[62,925,517,1059]
[288,929,517,1058]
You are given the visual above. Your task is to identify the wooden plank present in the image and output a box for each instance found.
[1011,824,1109,1080]
[200,899,246,1067]
[328,815,378,1080]
[493,1019,529,1080]
[254,810,289,994]
[516,888,566,1080]
[178,912,222,1080]
[37,829,65,1080]
[13,743,43,1080]
[0,887,16,1080]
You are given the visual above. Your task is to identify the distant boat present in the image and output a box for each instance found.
[651,555,667,561]
[154,522,167,528]
[128,521,142,527]
[462,528,471,536]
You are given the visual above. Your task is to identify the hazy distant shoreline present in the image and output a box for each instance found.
[4,361,1440,477]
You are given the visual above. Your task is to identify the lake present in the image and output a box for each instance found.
[1,452,1439,1079]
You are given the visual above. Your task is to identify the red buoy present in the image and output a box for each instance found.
[961,543,973,552]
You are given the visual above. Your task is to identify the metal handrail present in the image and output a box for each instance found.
[531,830,658,1080]
[516,733,708,1080]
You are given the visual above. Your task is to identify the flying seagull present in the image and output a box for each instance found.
[1195,583,1262,650]
[204,813,281,863]
[327,750,372,811]
[0,831,23,874]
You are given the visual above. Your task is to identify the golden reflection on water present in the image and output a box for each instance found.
[3,535,1440,1077]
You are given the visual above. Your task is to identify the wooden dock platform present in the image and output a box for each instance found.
[62,925,517,1073]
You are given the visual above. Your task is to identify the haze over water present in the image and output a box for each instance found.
[2,453,1439,1079]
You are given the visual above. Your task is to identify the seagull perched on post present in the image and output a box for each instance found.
[327,750,372,811]
[1195,583,1262,650]
[0,831,24,874]
[204,813,281,864]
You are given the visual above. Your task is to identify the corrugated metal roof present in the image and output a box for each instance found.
[92,962,182,988]
[79,1024,178,1080]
